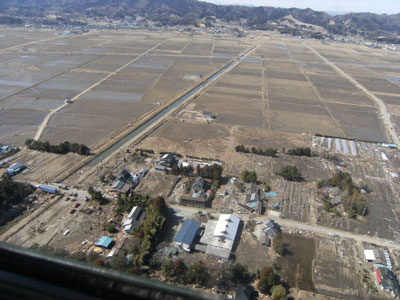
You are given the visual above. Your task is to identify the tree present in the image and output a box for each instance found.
[278,166,303,182]
[271,284,287,300]
[87,186,95,195]
[111,253,127,270]
[241,170,257,183]
[0,174,35,209]
[258,277,271,294]
[324,200,333,212]
[173,259,186,283]
[195,260,208,286]
[161,260,174,279]
[273,232,285,255]
[258,267,280,295]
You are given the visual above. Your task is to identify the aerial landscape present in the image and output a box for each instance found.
[1,0,400,299]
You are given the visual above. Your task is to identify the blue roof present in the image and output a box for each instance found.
[94,236,113,248]
[174,220,200,247]
[265,192,278,197]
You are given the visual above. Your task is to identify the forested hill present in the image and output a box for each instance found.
[1,0,399,34]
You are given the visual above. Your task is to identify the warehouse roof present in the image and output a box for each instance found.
[174,220,200,247]
[214,214,240,241]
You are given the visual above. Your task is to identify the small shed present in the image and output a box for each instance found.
[94,236,113,248]
[364,249,376,262]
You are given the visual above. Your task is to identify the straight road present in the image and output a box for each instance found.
[171,204,400,250]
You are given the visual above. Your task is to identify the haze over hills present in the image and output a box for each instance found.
[0,0,400,35]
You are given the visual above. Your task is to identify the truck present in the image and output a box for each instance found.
[39,185,58,194]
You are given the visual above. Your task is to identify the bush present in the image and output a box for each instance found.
[241,170,257,183]
[278,166,303,182]
[271,284,287,300]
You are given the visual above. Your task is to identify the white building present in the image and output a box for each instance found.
[199,214,241,259]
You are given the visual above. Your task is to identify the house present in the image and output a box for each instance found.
[118,169,132,182]
[262,219,280,238]
[180,195,208,208]
[192,177,205,193]
[94,236,113,248]
[199,214,241,259]
[376,266,400,297]
[159,153,176,167]
[236,284,256,300]
[174,219,200,252]
[123,206,143,234]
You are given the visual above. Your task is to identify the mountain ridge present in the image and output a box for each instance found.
[0,0,399,35]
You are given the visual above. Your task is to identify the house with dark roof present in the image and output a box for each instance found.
[376,266,400,298]
[160,153,176,167]
[236,284,256,300]
[192,177,205,193]
[180,194,208,208]
[174,219,200,252]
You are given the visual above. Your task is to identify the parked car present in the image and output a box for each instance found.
[63,230,70,236]
[69,209,76,214]
[73,202,80,208]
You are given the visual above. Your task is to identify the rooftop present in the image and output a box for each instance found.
[94,236,113,248]
[213,214,240,241]
[174,219,200,247]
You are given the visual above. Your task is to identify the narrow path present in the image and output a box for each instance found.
[303,42,399,146]
[0,35,64,52]
[33,38,169,141]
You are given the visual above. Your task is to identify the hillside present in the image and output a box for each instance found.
[0,0,399,35]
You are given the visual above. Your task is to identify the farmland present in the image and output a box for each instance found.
[2,27,400,300]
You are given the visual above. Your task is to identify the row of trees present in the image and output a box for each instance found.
[196,164,222,181]
[286,147,312,157]
[235,145,277,157]
[170,164,193,176]
[0,174,35,210]
[25,139,90,156]
[115,193,168,267]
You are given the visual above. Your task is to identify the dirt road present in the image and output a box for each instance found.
[303,42,400,147]
[33,38,169,141]
[171,204,400,250]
